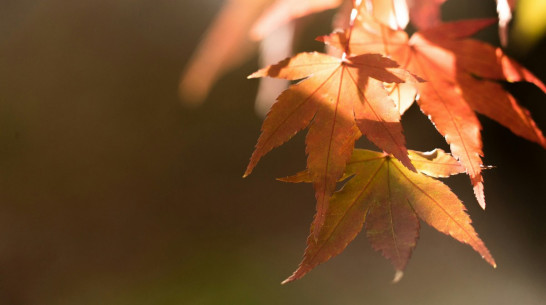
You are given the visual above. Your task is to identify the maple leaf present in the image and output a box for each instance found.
[320,15,546,209]
[244,51,420,239]
[279,149,496,283]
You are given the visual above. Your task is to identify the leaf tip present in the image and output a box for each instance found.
[473,182,486,210]
[277,171,312,183]
[486,256,497,268]
[244,159,259,178]
[392,270,404,284]
[478,198,486,210]
[281,275,295,285]
[399,156,417,173]
[247,72,259,79]
[248,67,270,79]
[243,167,253,178]
[391,154,416,173]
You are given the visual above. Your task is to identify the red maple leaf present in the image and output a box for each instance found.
[320,14,546,209]
[244,51,420,239]
[279,149,496,283]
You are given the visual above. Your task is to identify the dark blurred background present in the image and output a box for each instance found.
[0,1,544,304]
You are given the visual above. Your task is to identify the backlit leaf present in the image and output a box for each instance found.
[320,15,546,208]
[245,51,419,238]
[281,149,495,283]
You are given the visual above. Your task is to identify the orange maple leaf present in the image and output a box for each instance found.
[244,51,420,239]
[320,15,546,209]
[279,149,496,283]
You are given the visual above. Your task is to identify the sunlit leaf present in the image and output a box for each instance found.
[281,149,495,283]
[245,52,419,238]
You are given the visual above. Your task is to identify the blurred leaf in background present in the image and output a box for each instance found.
[511,0,546,52]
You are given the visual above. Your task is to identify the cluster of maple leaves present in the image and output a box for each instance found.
[185,0,545,283]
